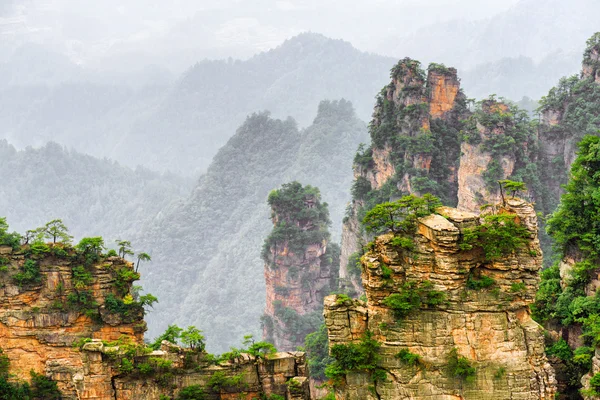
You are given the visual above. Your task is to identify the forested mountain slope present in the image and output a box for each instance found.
[0,140,189,240]
[0,33,392,175]
[138,100,367,352]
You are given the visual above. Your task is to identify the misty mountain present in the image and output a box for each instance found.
[138,100,367,352]
[381,0,599,70]
[461,51,581,102]
[0,33,392,176]
[0,140,190,241]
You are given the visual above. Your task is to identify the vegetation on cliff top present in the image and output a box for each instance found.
[0,217,156,326]
[532,135,600,397]
[262,181,340,350]
[262,181,331,263]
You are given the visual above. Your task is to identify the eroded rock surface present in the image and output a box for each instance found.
[326,200,556,399]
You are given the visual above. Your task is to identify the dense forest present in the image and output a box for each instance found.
[137,100,366,352]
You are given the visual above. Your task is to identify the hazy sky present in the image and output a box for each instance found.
[0,0,521,71]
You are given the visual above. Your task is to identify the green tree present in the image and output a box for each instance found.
[547,135,600,257]
[176,385,206,400]
[180,326,205,351]
[135,252,151,273]
[247,341,277,359]
[42,219,72,244]
[498,179,527,201]
[139,293,158,309]
[115,240,134,259]
[76,237,105,255]
[304,324,333,380]
[363,194,441,234]
[151,324,183,350]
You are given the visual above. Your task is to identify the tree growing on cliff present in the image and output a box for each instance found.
[498,179,527,204]
[363,194,442,235]
[547,135,600,257]
[42,219,73,244]
[151,324,183,350]
[135,252,151,273]
[76,237,105,256]
[181,326,205,352]
[115,240,134,259]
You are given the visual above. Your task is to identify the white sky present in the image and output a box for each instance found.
[0,0,521,70]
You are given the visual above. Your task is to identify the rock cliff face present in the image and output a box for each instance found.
[0,244,310,400]
[0,244,144,398]
[339,60,467,293]
[326,200,556,399]
[262,183,338,351]
[536,33,600,212]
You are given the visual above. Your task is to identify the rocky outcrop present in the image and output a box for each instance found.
[262,183,338,351]
[0,244,310,399]
[0,245,144,398]
[456,101,517,213]
[326,200,556,399]
[339,60,467,291]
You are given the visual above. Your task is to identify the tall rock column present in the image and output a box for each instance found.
[339,59,468,293]
[262,182,339,351]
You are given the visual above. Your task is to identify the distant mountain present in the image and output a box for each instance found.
[0,33,392,176]
[378,0,599,70]
[0,140,189,241]
[115,33,393,175]
[138,100,367,352]
[461,51,581,102]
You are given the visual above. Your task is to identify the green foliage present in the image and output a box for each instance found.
[176,385,207,400]
[13,259,41,286]
[0,217,21,250]
[466,273,496,290]
[335,294,352,305]
[548,136,600,258]
[41,219,72,244]
[325,331,385,386]
[447,348,475,383]
[0,348,62,400]
[531,265,562,323]
[248,341,276,359]
[115,240,134,259]
[499,179,527,198]
[395,349,421,367]
[382,281,445,319]
[510,282,526,293]
[151,324,183,350]
[460,212,530,260]
[262,182,331,264]
[207,371,245,392]
[180,326,205,351]
[72,265,94,289]
[493,367,506,380]
[29,371,61,399]
[363,194,441,235]
[304,324,333,381]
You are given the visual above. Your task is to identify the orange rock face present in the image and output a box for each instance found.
[0,246,143,398]
[326,201,556,399]
[1,245,311,399]
[428,69,460,119]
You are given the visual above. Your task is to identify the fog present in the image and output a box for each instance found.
[1,0,522,72]
[1,0,599,352]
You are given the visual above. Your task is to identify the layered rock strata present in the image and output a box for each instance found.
[0,244,310,399]
[326,200,556,399]
[339,60,467,292]
[262,183,337,351]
